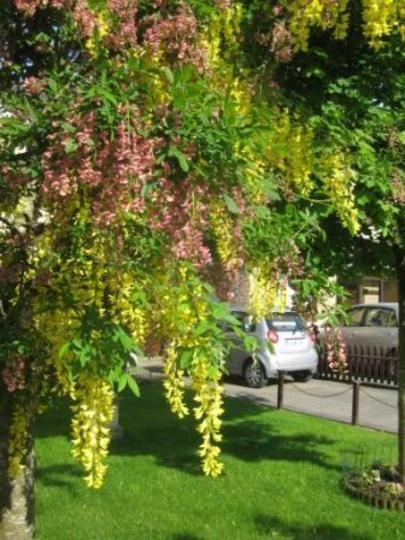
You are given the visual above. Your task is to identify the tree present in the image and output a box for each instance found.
[0,1,403,537]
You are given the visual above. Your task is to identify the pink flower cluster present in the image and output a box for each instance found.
[106,0,138,50]
[271,22,292,63]
[14,0,71,17]
[1,164,29,192]
[324,325,348,373]
[149,179,212,268]
[23,76,46,96]
[143,2,206,72]
[1,356,26,393]
[214,0,232,10]
[72,0,98,38]
[41,109,157,226]
[14,0,43,17]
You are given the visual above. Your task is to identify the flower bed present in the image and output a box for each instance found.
[345,464,405,511]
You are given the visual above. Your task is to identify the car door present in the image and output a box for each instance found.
[341,306,366,347]
[360,307,398,351]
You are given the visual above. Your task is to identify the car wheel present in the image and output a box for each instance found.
[293,370,313,383]
[243,358,267,388]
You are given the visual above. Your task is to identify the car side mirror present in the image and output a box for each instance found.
[243,319,255,333]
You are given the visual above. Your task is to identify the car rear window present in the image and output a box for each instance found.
[266,313,306,332]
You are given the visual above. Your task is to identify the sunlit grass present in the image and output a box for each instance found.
[35,381,404,539]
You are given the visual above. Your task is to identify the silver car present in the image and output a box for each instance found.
[341,303,398,354]
[225,309,318,387]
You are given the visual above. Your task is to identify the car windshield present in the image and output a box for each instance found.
[266,312,306,332]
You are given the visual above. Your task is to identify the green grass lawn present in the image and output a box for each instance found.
[35,381,405,540]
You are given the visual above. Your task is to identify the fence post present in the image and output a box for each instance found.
[352,381,360,425]
[277,371,285,409]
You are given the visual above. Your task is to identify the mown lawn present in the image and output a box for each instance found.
[35,381,404,540]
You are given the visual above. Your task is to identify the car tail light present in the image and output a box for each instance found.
[267,329,279,344]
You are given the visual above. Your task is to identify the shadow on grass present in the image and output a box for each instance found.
[35,464,81,493]
[35,381,339,478]
[222,422,336,470]
[255,514,374,540]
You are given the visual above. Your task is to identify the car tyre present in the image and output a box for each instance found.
[293,370,313,383]
[243,358,267,388]
[384,349,398,382]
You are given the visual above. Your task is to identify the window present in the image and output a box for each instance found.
[346,307,365,326]
[225,312,256,333]
[266,312,306,332]
[364,308,397,328]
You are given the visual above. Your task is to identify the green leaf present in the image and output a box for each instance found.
[162,66,174,85]
[64,138,78,154]
[223,194,240,214]
[126,374,140,397]
[180,349,193,369]
[117,373,128,392]
[168,146,189,172]
[195,320,212,336]
[59,342,71,358]
[243,336,259,353]
[115,327,135,352]
[178,154,189,173]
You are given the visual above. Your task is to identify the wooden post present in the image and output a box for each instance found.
[277,371,285,409]
[352,381,360,425]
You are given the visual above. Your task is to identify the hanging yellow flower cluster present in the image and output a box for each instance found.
[268,111,314,197]
[33,306,77,397]
[283,0,403,51]
[284,0,350,51]
[107,273,148,347]
[157,265,226,476]
[163,339,190,419]
[70,375,114,489]
[201,1,243,67]
[321,152,360,234]
[190,354,224,478]
[362,0,404,48]
[209,200,236,268]
[8,403,30,478]
[85,12,110,55]
[239,145,267,205]
[248,264,278,321]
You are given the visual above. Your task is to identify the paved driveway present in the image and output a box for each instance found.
[137,357,398,434]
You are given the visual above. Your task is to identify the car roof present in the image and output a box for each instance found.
[229,306,298,315]
[350,303,398,314]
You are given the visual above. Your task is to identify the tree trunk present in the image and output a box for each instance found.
[0,397,35,540]
[395,248,405,482]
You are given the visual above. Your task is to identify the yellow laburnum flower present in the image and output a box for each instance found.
[70,376,114,489]
[209,201,237,268]
[191,355,224,478]
[284,0,402,51]
[321,152,360,234]
[8,404,30,478]
[248,264,279,321]
[163,340,190,419]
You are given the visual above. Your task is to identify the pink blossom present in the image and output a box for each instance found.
[1,356,26,393]
[143,2,206,72]
[23,77,46,97]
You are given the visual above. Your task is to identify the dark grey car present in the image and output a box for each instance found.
[341,303,398,354]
